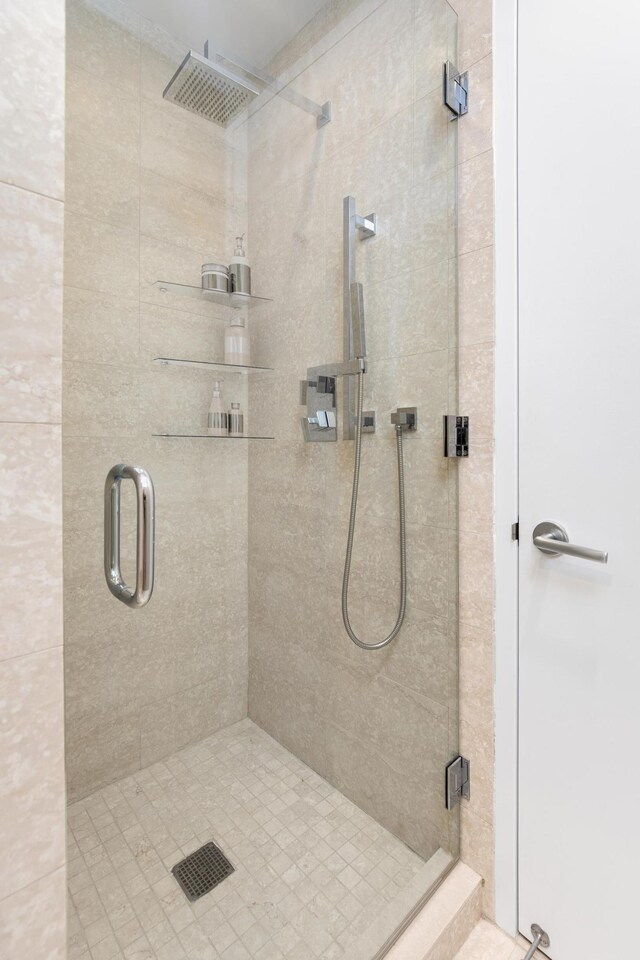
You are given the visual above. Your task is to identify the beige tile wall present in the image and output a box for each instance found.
[63,0,250,800]
[246,0,462,863]
[0,0,67,956]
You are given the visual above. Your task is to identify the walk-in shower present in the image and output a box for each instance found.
[63,0,463,957]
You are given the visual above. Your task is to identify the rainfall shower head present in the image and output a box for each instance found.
[163,51,261,127]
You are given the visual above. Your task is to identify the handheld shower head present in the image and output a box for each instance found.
[350,282,367,360]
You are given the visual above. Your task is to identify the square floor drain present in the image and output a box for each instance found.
[171,841,234,902]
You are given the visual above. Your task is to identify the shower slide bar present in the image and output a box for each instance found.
[104,464,155,608]
[343,196,377,439]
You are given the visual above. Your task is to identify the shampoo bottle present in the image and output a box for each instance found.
[207,380,228,436]
[229,235,251,302]
[224,315,251,366]
[229,401,244,437]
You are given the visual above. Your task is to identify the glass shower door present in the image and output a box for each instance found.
[63,0,462,956]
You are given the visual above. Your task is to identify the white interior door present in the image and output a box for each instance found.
[517,1,640,957]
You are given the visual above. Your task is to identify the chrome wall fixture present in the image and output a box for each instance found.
[104,464,155,608]
[300,198,377,443]
[302,283,376,441]
[343,196,377,440]
[300,374,338,441]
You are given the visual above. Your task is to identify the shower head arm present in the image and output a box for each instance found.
[206,43,331,128]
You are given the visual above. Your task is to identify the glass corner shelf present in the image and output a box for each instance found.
[152,280,272,309]
[152,433,274,440]
[153,357,274,375]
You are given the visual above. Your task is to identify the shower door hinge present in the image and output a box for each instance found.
[445,755,470,810]
[443,61,469,118]
[512,521,519,541]
[443,415,469,457]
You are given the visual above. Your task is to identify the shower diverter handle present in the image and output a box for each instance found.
[306,411,336,429]
[532,521,608,564]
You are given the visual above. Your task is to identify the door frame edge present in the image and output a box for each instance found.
[493,0,520,937]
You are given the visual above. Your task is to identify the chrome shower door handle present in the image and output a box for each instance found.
[532,521,608,564]
[104,464,155,607]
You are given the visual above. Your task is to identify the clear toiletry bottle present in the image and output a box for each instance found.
[224,315,251,366]
[207,380,228,436]
[229,235,251,302]
[229,402,244,437]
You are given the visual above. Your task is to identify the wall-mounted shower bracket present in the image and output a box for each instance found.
[391,407,418,432]
[344,198,377,440]
[443,61,469,118]
[355,213,378,239]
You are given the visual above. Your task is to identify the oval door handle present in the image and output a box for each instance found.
[532,521,608,564]
[104,464,156,607]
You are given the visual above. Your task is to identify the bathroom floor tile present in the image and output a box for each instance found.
[68,719,425,959]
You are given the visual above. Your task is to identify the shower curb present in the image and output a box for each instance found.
[380,862,483,960]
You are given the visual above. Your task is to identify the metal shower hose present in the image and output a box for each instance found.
[341,371,407,649]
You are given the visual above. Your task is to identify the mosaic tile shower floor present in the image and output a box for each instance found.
[67,719,426,960]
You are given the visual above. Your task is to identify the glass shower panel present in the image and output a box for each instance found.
[63,0,460,956]
[246,0,461,940]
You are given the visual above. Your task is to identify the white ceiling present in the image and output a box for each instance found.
[126,0,328,68]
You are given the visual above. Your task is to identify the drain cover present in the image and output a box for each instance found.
[171,842,234,902]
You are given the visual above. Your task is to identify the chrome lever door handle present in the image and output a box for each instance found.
[532,521,608,564]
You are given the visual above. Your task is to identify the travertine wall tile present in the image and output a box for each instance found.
[0,2,65,199]
[65,135,140,230]
[0,648,66,900]
[0,0,66,949]
[458,151,495,256]
[66,65,140,164]
[457,246,494,347]
[459,56,493,165]
[0,424,62,662]
[0,867,67,960]
[0,184,63,423]
[452,0,492,72]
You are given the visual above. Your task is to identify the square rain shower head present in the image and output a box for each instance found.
[163,51,261,127]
